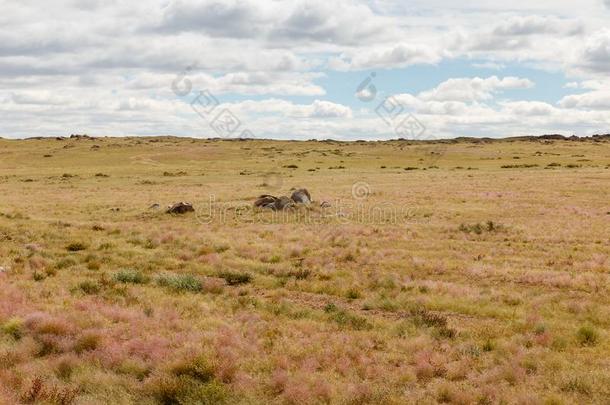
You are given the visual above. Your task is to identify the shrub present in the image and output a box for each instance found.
[146,375,228,405]
[411,308,457,339]
[561,377,592,395]
[268,254,282,264]
[284,268,310,280]
[171,356,216,383]
[214,244,230,253]
[55,257,77,269]
[86,260,100,270]
[576,325,599,346]
[157,273,202,292]
[66,242,87,252]
[411,308,447,328]
[115,270,148,284]
[2,317,24,340]
[325,305,372,331]
[458,221,501,234]
[346,288,362,300]
[117,359,151,381]
[19,375,78,403]
[217,271,252,286]
[77,280,100,294]
[55,356,78,380]
[482,339,496,352]
[74,333,101,353]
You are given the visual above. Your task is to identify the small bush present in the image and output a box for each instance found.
[562,377,592,395]
[346,288,362,300]
[2,317,24,340]
[157,273,202,292]
[217,271,252,286]
[117,359,151,381]
[66,242,87,252]
[146,375,228,405]
[214,244,230,253]
[576,325,599,346]
[115,270,148,284]
[458,221,501,235]
[411,308,457,338]
[268,255,282,264]
[325,305,372,331]
[74,333,101,353]
[171,356,215,383]
[411,308,447,328]
[482,339,496,352]
[55,357,78,380]
[55,257,77,269]
[286,268,311,280]
[78,280,100,294]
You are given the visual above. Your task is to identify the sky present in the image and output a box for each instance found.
[1,0,610,140]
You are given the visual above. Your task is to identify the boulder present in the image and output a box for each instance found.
[254,195,278,209]
[291,188,311,204]
[254,195,294,211]
[275,196,294,210]
[167,202,194,214]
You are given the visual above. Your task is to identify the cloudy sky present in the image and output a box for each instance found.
[1,0,610,140]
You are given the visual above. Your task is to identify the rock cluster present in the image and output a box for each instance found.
[254,188,312,211]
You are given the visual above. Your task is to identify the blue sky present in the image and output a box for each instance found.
[1,1,609,139]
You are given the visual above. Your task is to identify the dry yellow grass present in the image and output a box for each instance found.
[0,136,609,404]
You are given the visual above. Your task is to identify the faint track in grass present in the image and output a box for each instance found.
[251,286,482,325]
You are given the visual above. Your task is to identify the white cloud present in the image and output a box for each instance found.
[572,29,610,74]
[308,100,352,118]
[331,43,442,70]
[1,0,610,139]
[491,15,582,36]
[559,90,610,109]
[500,101,555,116]
[418,76,534,102]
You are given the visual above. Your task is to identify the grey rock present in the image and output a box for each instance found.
[167,202,195,214]
[291,188,311,204]
[254,195,295,211]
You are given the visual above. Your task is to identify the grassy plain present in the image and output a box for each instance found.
[0,136,609,404]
